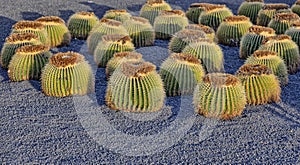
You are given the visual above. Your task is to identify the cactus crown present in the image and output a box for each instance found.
[236,64,272,76]
[99,18,123,26]
[248,25,275,35]
[121,61,156,78]
[189,3,213,8]
[245,0,264,2]
[5,33,38,43]
[291,21,300,28]
[203,4,226,12]
[76,11,96,17]
[203,73,240,86]
[174,29,206,40]
[12,21,44,30]
[147,0,164,5]
[159,10,185,16]
[101,34,131,44]
[186,24,215,34]
[50,51,84,68]
[130,16,149,24]
[223,15,250,23]
[170,53,201,64]
[113,51,142,59]
[16,44,50,54]
[36,16,65,24]
[262,4,289,10]
[262,34,291,44]
[252,50,277,57]
[295,0,300,5]
[273,13,300,21]
[105,9,127,14]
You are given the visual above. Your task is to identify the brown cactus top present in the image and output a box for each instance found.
[147,0,164,5]
[273,13,300,22]
[113,52,143,60]
[5,33,39,43]
[236,64,272,76]
[76,11,96,17]
[203,4,227,12]
[203,73,240,86]
[170,53,201,65]
[223,15,250,23]
[247,25,275,35]
[252,50,277,57]
[245,0,264,2]
[130,16,150,24]
[16,44,50,54]
[50,51,85,68]
[295,0,300,5]
[12,21,44,30]
[121,61,156,78]
[262,34,291,44]
[291,21,300,27]
[105,9,128,14]
[159,10,185,16]
[101,34,132,44]
[174,29,207,40]
[185,24,215,34]
[99,18,123,26]
[262,3,289,10]
[189,3,213,8]
[36,16,65,24]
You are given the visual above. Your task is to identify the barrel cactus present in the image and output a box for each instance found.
[291,0,300,16]
[268,13,300,34]
[240,25,276,59]
[41,51,94,97]
[216,15,253,46]
[237,0,265,24]
[123,16,155,47]
[67,11,99,39]
[94,34,135,68]
[8,45,52,81]
[103,9,132,23]
[185,24,216,42]
[154,10,189,40]
[160,53,205,96]
[139,0,172,25]
[285,22,300,48]
[193,73,246,120]
[258,35,300,74]
[106,61,165,112]
[236,64,281,105]
[185,3,211,24]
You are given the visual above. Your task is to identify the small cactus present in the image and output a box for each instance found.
[258,34,300,74]
[160,53,205,96]
[245,50,289,85]
[139,0,172,25]
[67,11,99,39]
[285,22,300,49]
[123,16,155,47]
[36,16,71,47]
[236,64,281,105]
[216,15,253,47]
[268,13,300,34]
[193,73,246,120]
[185,3,211,24]
[240,25,276,59]
[0,33,41,69]
[291,0,300,17]
[237,0,265,24]
[8,45,52,81]
[106,61,165,112]
[41,51,94,97]
[94,34,135,68]
[185,24,216,42]
[103,9,132,23]
[182,39,224,73]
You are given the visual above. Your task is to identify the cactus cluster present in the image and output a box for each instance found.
[139,0,172,25]
[103,9,132,23]
[237,0,265,24]
[285,22,300,48]
[291,0,300,17]
[185,3,210,24]
[268,13,300,34]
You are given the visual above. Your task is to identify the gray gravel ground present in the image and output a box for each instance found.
[0,0,299,164]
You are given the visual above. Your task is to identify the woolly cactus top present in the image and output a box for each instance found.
[291,21,300,27]
[105,9,128,14]
[273,13,300,22]
[252,50,277,58]
[245,0,264,2]
[236,64,272,76]
[262,4,289,10]
[113,52,143,59]
[16,45,50,54]
[130,16,150,24]
[121,61,156,78]
[295,0,300,5]
[76,11,96,17]
[203,73,240,86]
[262,34,291,44]
[50,51,85,68]
[12,21,44,30]
[189,3,212,8]
[248,25,275,35]
[36,16,65,24]
[147,0,165,5]
[223,15,250,23]
[174,29,206,41]
[159,10,185,16]
[101,34,132,43]
[5,33,38,43]
[185,24,215,34]
[99,18,123,26]
[203,4,227,12]
[170,53,201,65]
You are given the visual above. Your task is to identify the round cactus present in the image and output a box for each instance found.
[8,45,52,82]
[154,10,189,40]
[159,53,205,96]
[185,24,216,42]
[258,35,300,74]
[41,51,94,97]
[123,16,155,47]
[268,13,300,34]
[103,9,132,23]
[11,20,49,45]
[237,0,265,24]
[193,73,246,120]
[245,50,288,85]
[36,16,71,47]
[0,33,41,69]
[198,4,233,31]
[94,34,135,68]
[291,0,300,17]
[168,29,207,53]
[236,64,281,105]
[106,61,165,112]
[67,11,99,39]
[139,0,172,25]
[106,51,144,79]
[182,39,224,73]
[240,25,276,59]
[216,15,253,46]
[285,22,300,49]
[87,18,129,55]
[185,3,211,24]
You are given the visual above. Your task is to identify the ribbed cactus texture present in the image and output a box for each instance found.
[154,10,189,40]
[268,13,300,34]
[291,0,300,16]
[256,3,291,26]
[41,52,94,97]
[139,0,172,25]
[94,34,135,68]
[285,22,300,49]
[193,73,246,120]
[123,16,155,47]
[67,11,99,39]
[236,64,281,105]
[237,0,265,24]
[216,15,253,46]
[103,9,132,23]
[8,45,52,81]
[185,3,210,24]
[245,50,289,85]
[182,39,224,73]
[185,24,216,42]
[0,33,41,69]
[240,25,276,59]
[160,53,205,96]
[106,61,165,112]
[36,16,71,47]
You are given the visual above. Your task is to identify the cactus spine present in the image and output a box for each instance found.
[139,0,172,25]
[185,3,210,24]
[103,9,132,23]
[185,24,216,42]
[256,3,291,26]
[285,22,300,49]
[237,0,265,24]
[268,13,300,34]
[291,0,300,17]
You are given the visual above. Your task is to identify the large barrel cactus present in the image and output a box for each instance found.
[41,51,94,97]
[236,64,281,105]
[103,9,132,23]
[237,0,265,24]
[185,24,216,42]
[291,0,300,17]
[268,13,300,34]
[139,0,172,25]
[106,61,165,112]
[285,22,300,48]
[193,73,246,120]
[185,3,211,24]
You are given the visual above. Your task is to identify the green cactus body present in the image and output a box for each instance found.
[160,53,205,96]
[268,13,300,34]
[236,64,281,105]
[216,15,253,46]
[258,35,300,74]
[186,3,211,24]
[240,25,276,59]
[11,20,49,46]
[193,73,246,120]
[256,3,291,26]
[87,18,129,55]
[103,9,132,23]
[237,0,265,24]
[94,34,135,68]
[291,0,300,16]
[185,24,216,42]
[198,4,233,31]
[168,29,207,53]
[106,61,165,112]
[67,11,99,39]
[123,16,155,47]
[41,51,94,97]
[8,45,52,81]
[182,39,224,73]
[106,51,143,79]
[285,22,300,49]
[0,33,41,69]
[245,50,288,85]
[36,16,71,47]
[139,0,172,25]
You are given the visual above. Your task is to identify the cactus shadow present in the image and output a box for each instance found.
[21,12,44,20]
[78,1,113,18]
[59,10,75,22]
[95,68,108,106]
